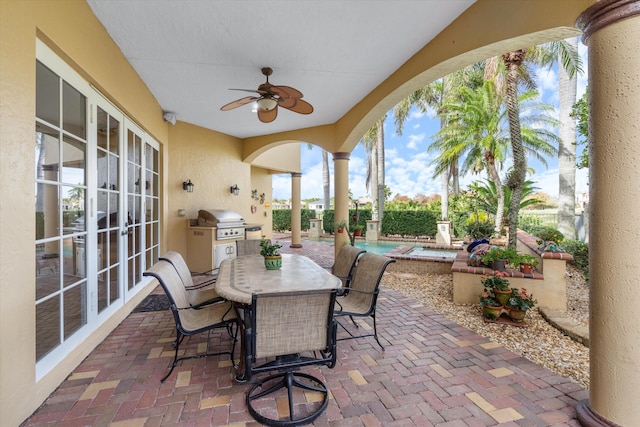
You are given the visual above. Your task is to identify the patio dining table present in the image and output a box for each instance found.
[216,253,341,380]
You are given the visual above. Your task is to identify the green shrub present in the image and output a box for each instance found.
[463,212,494,240]
[562,239,589,281]
[272,209,316,232]
[526,226,564,244]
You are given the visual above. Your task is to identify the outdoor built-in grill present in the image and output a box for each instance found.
[197,209,246,240]
[186,209,259,273]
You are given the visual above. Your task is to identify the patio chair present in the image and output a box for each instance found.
[236,239,263,257]
[159,251,222,305]
[331,245,365,290]
[143,260,238,382]
[334,252,395,349]
[244,289,338,426]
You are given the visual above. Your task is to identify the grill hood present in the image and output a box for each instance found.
[198,209,245,227]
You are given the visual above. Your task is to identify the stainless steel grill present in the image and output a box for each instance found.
[198,209,246,240]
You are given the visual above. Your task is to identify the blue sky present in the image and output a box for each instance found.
[272,43,589,202]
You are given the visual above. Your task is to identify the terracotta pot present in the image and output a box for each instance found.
[519,263,533,274]
[508,308,527,323]
[264,255,282,270]
[354,229,362,236]
[482,305,503,320]
[493,289,511,306]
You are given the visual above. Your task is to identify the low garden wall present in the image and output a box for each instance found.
[451,230,573,311]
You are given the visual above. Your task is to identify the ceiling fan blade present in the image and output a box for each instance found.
[220,96,257,111]
[280,98,314,115]
[258,106,278,123]
[277,97,297,109]
[270,85,303,99]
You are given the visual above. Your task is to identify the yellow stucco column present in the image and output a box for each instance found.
[576,2,640,426]
[290,172,302,248]
[333,152,350,256]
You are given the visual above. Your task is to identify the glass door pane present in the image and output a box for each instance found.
[95,107,121,313]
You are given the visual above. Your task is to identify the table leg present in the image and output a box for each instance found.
[234,304,250,382]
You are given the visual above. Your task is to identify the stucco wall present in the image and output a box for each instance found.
[0,2,172,425]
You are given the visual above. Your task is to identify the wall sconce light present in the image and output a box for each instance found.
[183,179,194,193]
[230,184,240,196]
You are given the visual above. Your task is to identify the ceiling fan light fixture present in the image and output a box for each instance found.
[256,97,278,111]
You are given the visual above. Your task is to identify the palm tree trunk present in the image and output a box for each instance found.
[322,150,330,211]
[485,153,504,236]
[557,37,578,239]
[370,144,379,220]
[503,50,527,250]
[376,117,385,220]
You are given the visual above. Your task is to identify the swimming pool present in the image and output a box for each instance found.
[302,237,459,257]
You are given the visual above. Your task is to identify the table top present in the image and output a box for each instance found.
[216,254,341,304]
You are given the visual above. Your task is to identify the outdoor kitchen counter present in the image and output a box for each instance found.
[216,254,341,305]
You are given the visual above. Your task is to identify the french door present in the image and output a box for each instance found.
[35,40,160,373]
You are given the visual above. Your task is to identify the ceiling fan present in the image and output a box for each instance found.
[220,67,313,123]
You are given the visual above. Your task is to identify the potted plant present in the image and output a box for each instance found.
[259,238,283,270]
[481,247,518,271]
[512,254,538,274]
[352,224,364,237]
[335,220,348,234]
[480,271,511,306]
[505,287,537,322]
[480,288,503,320]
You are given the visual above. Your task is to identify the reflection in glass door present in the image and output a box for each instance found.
[126,129,142,290]
[124,121,160,295]
[95,107,121,312]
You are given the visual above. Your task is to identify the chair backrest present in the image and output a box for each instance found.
[346,253,395,312]
[159,251,195,288]
[332,245,365,286]
[143,260,191,311]
[236,239,263,257]
[250,289,337,360]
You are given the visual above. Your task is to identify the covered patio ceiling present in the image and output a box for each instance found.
[87,0,476,139]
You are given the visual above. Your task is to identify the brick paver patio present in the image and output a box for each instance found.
[22,236,587,426]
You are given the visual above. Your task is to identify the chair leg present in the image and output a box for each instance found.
[371,313,384,350]
[160,322,238,383]
[161,331,184,383]
[247,371,329,426]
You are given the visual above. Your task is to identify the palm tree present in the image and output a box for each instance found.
[489,41,581,247]
[306,144,331,212]
[321,149,330,211]
[431,80,508,235]
[502,49,528,249]
[431,81,558,237]
[540,37,582,239]
[393,66,484,220]
[360,115,386,220]
[468,178,543,216]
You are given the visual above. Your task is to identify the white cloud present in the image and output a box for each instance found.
[406,133,425,150]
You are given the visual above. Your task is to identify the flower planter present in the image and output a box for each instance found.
[264,255,282,270]
[491,259,507,271]
[493,289,511,306]
[519,263,533,274]
[482,305,503,320]
[507,308,527,323]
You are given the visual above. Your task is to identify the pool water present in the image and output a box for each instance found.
[303,237,459,256]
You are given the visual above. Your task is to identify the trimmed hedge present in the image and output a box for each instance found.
[272,209,316,232]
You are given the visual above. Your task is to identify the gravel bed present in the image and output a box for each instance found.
[381,263,590,389]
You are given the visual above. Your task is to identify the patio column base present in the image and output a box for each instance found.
[289,243,302,248]
[576,400,621,427]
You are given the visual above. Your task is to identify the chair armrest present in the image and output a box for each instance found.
[190,296,224,309]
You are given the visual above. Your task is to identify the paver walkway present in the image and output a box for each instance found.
[22,237,587,426]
